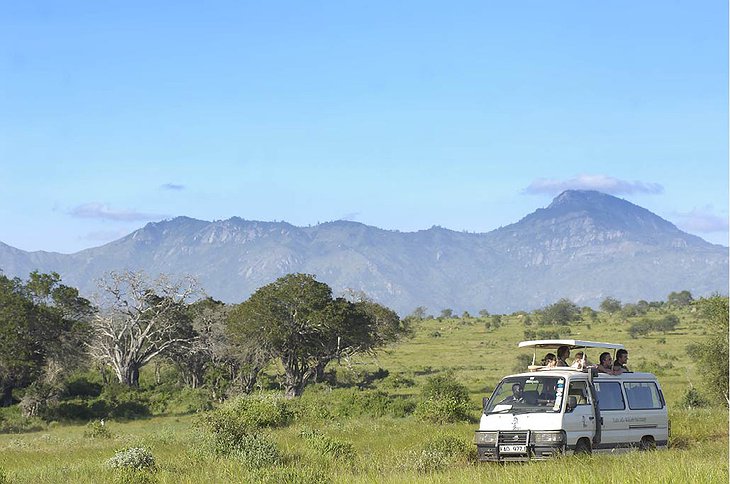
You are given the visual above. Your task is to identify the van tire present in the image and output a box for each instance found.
[574,438,591,455]
[639,436,656,451]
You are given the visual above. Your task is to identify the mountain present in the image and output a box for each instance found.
[1,190,727,314]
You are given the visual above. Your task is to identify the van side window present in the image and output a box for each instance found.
[567,381,590,405]
[594,381,625,410]
[624,382,664,409]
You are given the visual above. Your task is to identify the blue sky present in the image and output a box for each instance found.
[1,1,727,253]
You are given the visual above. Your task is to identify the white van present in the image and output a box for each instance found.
[475,340,669,461]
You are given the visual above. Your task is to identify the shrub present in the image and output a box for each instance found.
[681,387,710,409]
[64,376,103,398]
[106,447,155,471]
[84,420,113,439]
[412,449,448,473]
[513,354,533,373]
[230,434,281,468]
[299,428,356,461]
[415,374,471,423]
[423,434,474,462]
[335,390,415,418]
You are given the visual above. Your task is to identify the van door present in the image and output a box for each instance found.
[622,381,669,446]
[593,380,628,447]
[563,380,595,447]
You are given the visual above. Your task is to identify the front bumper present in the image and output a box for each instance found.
[476,443,565,462]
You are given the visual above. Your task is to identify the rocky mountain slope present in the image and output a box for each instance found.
[1,190,726,314]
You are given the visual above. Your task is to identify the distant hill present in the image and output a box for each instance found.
[1,190,727,314]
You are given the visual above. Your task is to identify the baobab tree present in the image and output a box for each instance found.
[89,271,200,387]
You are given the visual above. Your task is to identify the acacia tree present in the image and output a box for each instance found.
[89,271,200,387]
[228,274,405,398]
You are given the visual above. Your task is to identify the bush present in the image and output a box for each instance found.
[423,434,474,463]
[335,390,415,418]
[106,447,156,471]
[299,427,356,461]
[64,376,103,398]
[84,420,113,439]
[415,374,471,423]
[681,387,710,409]
[230,434,281,468]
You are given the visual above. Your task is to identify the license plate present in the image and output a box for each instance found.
[499,445,527,454]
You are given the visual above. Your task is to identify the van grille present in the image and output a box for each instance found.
[498,431,528,445]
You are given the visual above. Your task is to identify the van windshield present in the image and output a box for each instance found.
[484,376,566,414]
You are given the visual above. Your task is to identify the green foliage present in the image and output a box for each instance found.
[0,466,8,484]
[600,297,622,313]
[681,387,710,409]
[299,427,356,461]
[251,466,330,484]
[513,353,534,372]
[439,308,453,319]
[106,447,156,471]
[84,420,112,439]
[686,296,729,404]
[629,315,679,338]
[228,274,405,398]
[415,374,471,424]
[668,290,694,307]
[334,389,415,418]
[539,298,580,325]
[195,394,292,437]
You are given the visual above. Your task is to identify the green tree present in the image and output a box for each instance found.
[540,298,580,325]
[686,296,729,404]
[667,290,693,307]
[0,272,92,406]
[439,308,453,319]
[228,274,404,398]
[410,306,428,320]
[600,297,622,314]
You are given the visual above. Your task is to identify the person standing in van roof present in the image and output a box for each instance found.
[612,349,630,374]
[597,352,618,375]
[556,346,570,367]
[542,353,557,367]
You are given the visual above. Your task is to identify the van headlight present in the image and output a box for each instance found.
[532,431,566,445]
[475,432,498,445]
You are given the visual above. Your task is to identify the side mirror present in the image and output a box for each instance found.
[566,396,577,412]
[482,397,489,410]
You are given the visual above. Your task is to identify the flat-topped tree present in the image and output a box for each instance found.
[228,274,404,398]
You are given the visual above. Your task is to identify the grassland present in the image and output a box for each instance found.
[0,307,727,483]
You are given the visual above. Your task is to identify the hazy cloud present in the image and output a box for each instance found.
[339,212,361,221]
[673,207,729,233]
[161,183,185,191]
[524,174,664,196]
[80,229,129,242]
[70,203,166,222]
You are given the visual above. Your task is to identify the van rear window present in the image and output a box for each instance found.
[594,382,625,411]
[624,382,664,410]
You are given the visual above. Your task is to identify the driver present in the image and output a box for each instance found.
[500,383,525,404]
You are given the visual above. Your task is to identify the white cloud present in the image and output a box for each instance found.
[524,174,664,196]
[69,203,166,222]
[673,207,729,233]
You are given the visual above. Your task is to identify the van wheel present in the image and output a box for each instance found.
[574,439,592,455]
[639,436,656,451]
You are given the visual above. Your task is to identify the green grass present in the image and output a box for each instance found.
[0,307,727,483]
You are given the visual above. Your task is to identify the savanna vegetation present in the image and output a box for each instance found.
[0,270,727,483]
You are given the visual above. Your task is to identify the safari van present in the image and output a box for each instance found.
[475,340,669,461]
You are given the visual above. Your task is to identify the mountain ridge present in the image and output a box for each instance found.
[1,190,727,314]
